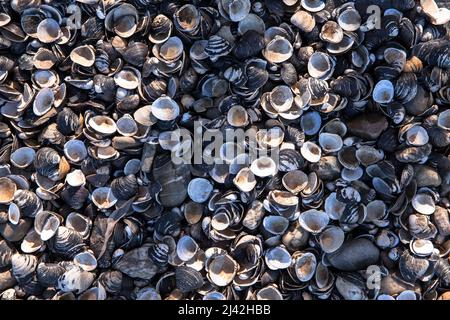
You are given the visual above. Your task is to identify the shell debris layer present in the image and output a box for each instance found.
[0,0,448,301]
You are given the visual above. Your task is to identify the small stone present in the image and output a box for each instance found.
[347,113,388,140]
[327,238,380,271]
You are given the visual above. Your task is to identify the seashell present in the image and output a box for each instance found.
[10,147,35,168]
[111,175,138,200]
[437,109,450,130]
[91,187,117,209]
[373,80,394,104]
[183,202,203,226]
[0,177,17,204]
[98,271,123,294]
[298,209,329,234]
[149,14,173,44]
[36,18,61,43]
[291,10,315,32]
[250,156,277,178]
[355,146,384,167]
[151,96,180,121]
[405,125,429,146]
[227,105,248,127]
[256,285,283,300]
[410,239,434,257]
[0,218,32,242]
[113,67,141,90]
[116,114,138,137]
[56,108,81,136]
[265,246,292,270]
[33,88,54,116]
[319,226,345,253]
[301,0,325,12]
[205,35,232,62]
[308,52,335,80]
[300,141,322,163]
[64,140,88,163]
[8,202,20,225]
[34,211,60,241]
[242,200,265,230]
[176,235,199,262]
[327,238,380,271]
[318,133,343,153]
[0,239,15,268]
[263,36,293,64]
[207,254,238,286]
[188,178,213,203]
[104,3,138,38]
[399,250,430,282]
[263,215,289,235]
[11,253,37,284]
[36,262,65,288]
[218,0,251,22]
[66,212,91,240]
[301,111,322,136]
[411,193,436,215]
[58,265,95,294]
[335,273,367,300]
[66,170,86,187]
[175,266,204,293]
[337,8,361,32]
[320,21,343,44]
[292,251,317,282]
[74,251,97,272]
[282,170,308,195]
[70,45,95,67]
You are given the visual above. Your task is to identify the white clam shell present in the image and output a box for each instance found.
[265,246,292,270]
[300,141,322,163]
[177,235,199,262]
[293,251,317,281]
[250,156,277,177]
[74,251,97,271]
[411,193,436,215]
[91,187,117,209]
[298,209,329,234]
[151,96,180,121]
[319,226,345,253]
[233,167,257,192]
[66,170,86,187]
[64,139,88,163]
[318,132,343,153]
[373,80,394,104]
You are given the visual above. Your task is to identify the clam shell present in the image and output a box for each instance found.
[300,141,322,163]
[411,193,436,215]
[64,140,87,163]
[74,251,97,272]
[298,209,329,234]
[319,226,345,253]
[233,168,256,192]
[282,170,308,194]
[207,254,237,286]
[175,266,204,293]
[292,251,317,282]
[91,187,118,209]
[187,178,213,203]
[250,157,277,177]
[11,253,38,284]
[10,147,35,168]
[34,211,60,241]
[151,96,180,121]
[263,215,289,235]
[265,246,292,270]
[0,177,17,204]
[176,235,199,262]
[263,36,293,64]
[70,45,95,67]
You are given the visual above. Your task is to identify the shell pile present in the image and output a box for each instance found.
[0,0,449,301]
